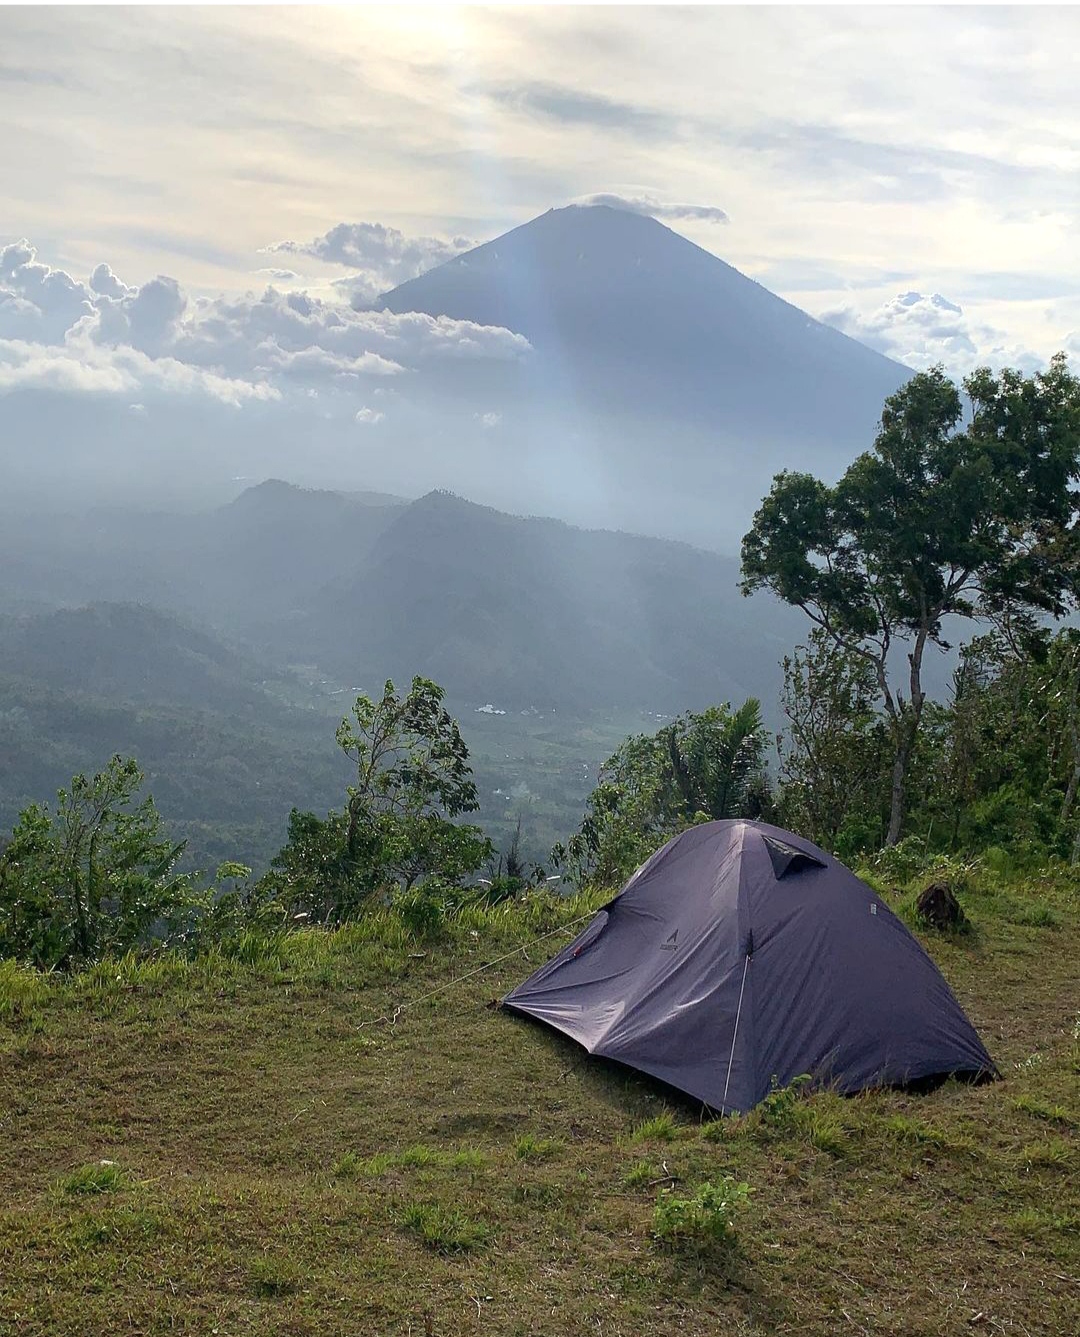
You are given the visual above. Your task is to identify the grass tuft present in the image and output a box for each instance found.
[58,1162,128,1195]
[399,1201,489,1253]
[513,1133,561,1162]
[621,1158,659,1190]
[1013,1095,1077,1128]
[1017,1138,1075,1171]
[249,1254,301,1298]
[630,1112,679,1143]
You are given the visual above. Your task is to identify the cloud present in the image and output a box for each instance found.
[264,221,478,303]
[0,237,532,422]
[256,267,299,282]
[820,290,1042,374]
[575,192,729,225]
[475,411,502,428]
[0,239,96,341]
[484,82,675,140]
[0,332,279,405]
[354,406,385,424]
[89,263,133,299]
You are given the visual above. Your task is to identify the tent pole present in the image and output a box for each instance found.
[721,952,751,1116]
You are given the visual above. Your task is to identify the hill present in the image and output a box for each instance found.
[0,603,286,714]
[0,483,806,715]
[260,488,806,713]
[1,874,1076,1335]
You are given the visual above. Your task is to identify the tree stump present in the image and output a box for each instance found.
[916,881,966,930]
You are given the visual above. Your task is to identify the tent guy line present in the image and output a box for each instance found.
[354,910,598,1030]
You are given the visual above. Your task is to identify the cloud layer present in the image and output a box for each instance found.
[575,192,729,225]
[0,238,531,415]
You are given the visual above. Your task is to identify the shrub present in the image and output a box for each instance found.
[652,1177,752,1250]
[758,1074,812,1128]
[0,758,210,970]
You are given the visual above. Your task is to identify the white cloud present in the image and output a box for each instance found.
[0,332,281,406]
[355,405,385,424]
[264,221,478,303]
[475,411,502,428]
[89,263,133,299]
[0,240,96,342]
[0,238,531,420]
[575,191,729,225]
[819,290,1043,374]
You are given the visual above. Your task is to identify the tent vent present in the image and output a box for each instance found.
[762,835,826,880]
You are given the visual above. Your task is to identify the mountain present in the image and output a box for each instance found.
[375,204,912,547]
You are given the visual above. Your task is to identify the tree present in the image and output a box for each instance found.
[553,701,769,887]
[0,755,210,969]
[918,627,1080,860]
[776,629,889,851]
[741,356,1080,845]
[268,677,492,919]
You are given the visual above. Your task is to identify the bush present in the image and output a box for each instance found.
[0,757,242,971]
[652,1177,752,1250]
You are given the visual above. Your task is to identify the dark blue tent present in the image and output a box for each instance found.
[503,820,996,1113]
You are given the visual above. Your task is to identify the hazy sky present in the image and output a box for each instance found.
[2,4,1080,521]
[4,5,1079,358]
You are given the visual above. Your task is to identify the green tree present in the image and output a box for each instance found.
[741,356,1080,845]
[554,701,769,887]
[915,627,1080,860]
[269,677,491,919]
[776,629,889,851]
[0,755,213,969]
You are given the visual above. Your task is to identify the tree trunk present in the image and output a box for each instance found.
[885,627,930,847]
[886,743,908,847]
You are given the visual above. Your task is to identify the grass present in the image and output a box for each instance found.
[398,1202,490,1253]
[57,1162,129,1195]
[1,886,1078,1334]
[629,1112,680,1143]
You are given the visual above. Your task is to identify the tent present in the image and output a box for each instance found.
[503,820,996,1113]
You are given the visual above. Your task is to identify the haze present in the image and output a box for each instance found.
[3,5,1079,532]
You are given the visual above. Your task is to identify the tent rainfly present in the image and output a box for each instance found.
[503,820,997,1113]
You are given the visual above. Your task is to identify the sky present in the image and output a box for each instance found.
[2,4,1080,518]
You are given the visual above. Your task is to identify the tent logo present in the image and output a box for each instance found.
[660,929,679,952]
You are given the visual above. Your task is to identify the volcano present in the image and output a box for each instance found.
[375,204,910,548]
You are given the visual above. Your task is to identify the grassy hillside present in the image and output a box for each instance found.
[2,874,1077,1336]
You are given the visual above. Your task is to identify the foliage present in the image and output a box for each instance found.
[553,700,770,887]
[742,355,1080,844]
[776,629,890,851]
[264,678,492,921]
[883,627,1080,864]
[652,1177,752,1250]
[0,756,242,971]
[758,1074,814,1128]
